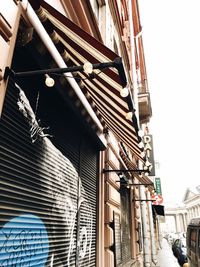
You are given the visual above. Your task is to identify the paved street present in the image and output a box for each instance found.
[155,238,180,267]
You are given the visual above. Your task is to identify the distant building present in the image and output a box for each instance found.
[162,186,200,235]
[183,186,200,222]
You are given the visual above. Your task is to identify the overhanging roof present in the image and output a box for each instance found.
[29,1,143,160]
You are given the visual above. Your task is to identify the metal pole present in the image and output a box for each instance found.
[147,191,157,265]
[139,185,151,267]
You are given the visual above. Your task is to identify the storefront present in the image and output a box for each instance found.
[0,1,154,267]
[0,70,100,266]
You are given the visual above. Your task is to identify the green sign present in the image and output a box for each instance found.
[155,177,162,195]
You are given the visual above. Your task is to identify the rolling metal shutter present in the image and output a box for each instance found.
[0,80,98,267]
[120,187,131,264]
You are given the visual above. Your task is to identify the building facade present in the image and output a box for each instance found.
[0,1,157,267]
[163,187,200,236]
[183,187,200,223]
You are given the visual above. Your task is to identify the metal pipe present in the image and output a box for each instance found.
[128,0,140,120]
[147,191,158,265]
[20,0,106,143]
[139,185,151,267]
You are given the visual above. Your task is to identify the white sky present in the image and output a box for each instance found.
[138,0,200,206]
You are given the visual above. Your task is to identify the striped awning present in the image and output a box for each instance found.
[32,1,143,160]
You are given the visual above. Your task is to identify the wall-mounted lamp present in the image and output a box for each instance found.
[117,172,129,184]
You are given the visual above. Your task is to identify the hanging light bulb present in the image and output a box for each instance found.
[120,87,129,97]
[145,159,151,167]
[138,141,144,149]
[126,111,133,120]
[45,74,55,87]
[138,129,144,137]
[83,62,93,74]
[118,173,124,179]
[143,165,148,170]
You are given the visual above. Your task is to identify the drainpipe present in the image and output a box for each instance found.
[20,0,106,146]
[139,185,151,267]
[147,191,157,265]
[128,0,139,120]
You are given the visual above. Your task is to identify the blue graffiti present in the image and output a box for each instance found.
[0,214,49,267]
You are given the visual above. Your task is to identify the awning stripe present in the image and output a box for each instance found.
[59,45,126,109]
[57,32,121,86]
[83,99,142,156]
[83,84,139,143]
[38,1,143,161]
[41,2,119,60]
[59,40,138,145]
[87,100,139,152]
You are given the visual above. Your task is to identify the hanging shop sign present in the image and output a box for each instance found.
[151,194,163,205]
[143,134,155,176]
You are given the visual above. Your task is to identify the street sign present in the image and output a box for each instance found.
[151,194,163,205]
[155,177,162,195]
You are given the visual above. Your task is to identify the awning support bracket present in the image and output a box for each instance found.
[102,168,150,175]
[4,57,127,87]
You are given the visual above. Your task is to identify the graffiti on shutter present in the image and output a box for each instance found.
[0,81,96,267]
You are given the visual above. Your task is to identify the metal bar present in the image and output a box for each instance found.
[115,181,153,186]
[5,60,117,78]
[103,169,149,173]
[113,57,127,87]
[132,199,154,202]
[130,183,153,186]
